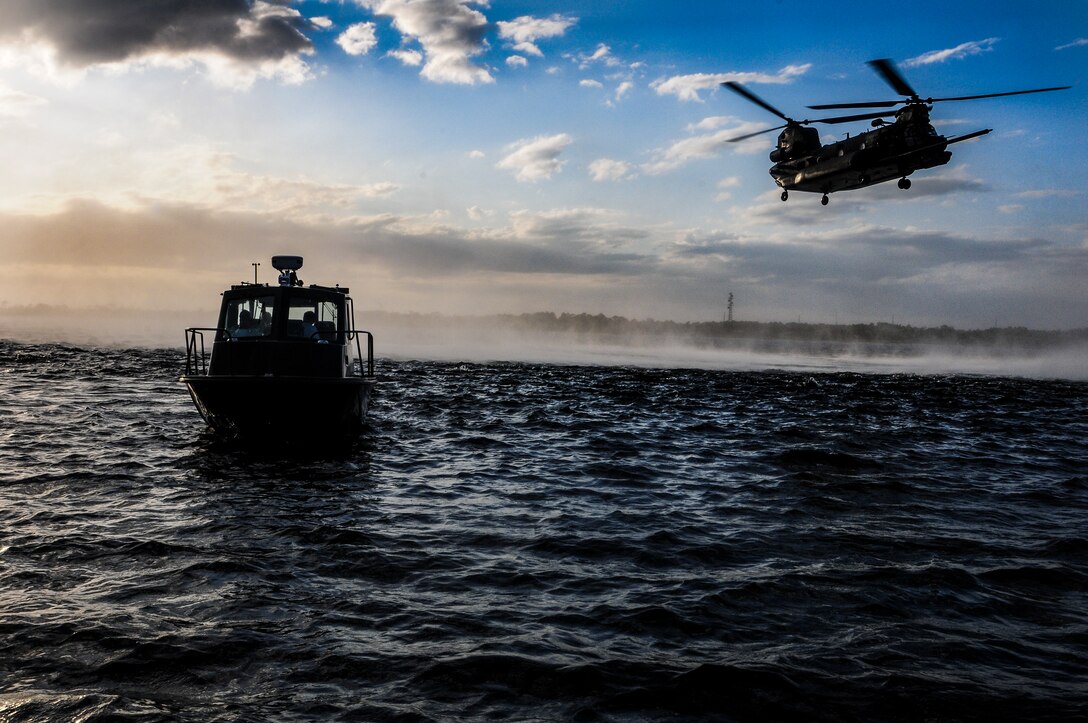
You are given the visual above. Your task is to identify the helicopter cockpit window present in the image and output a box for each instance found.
[286,295,340,341]
[224,295,275,339]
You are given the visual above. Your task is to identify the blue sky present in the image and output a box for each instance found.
[0,0,1084,329]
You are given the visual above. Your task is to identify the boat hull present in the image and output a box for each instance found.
[180,375,375,439]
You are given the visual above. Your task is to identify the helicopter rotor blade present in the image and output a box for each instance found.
[807,100,902,110]
[927,86,1071,103]
[721,81,791,122]
[812,110,898,124]
[868,58,918,99]
[808,84,1071,110]
[725,124,788,143]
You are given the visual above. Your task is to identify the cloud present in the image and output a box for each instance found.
[0,82,47,120]
[863,165,989,199]
[1056,38,1088,51]
[575,43,623,70]
[386,48,423,66]
[3,197,1086,329]
[362,0,493,85]
[1017,189,1080,199]
[903,38,1000,67]
[496,134,573,182]
[614,80,634,101]
[311,17,334,30]
[11,140,402,222]
[337,22,378,56]
[667,222,1065,299]
[588,158,635,182]
[0,199,650,283]
[652,64,811,102]
[642,120,772,175]
[0,0,317,86]
[580,79,603,89]
[716,176,741,202]
[506,55,528,68]
[496,14,577,58]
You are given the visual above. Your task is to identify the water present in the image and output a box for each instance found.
[1,340,1086,721]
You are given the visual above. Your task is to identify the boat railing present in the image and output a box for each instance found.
[347,330,375,377]
[184,327,219,376]
[185,326,375,378]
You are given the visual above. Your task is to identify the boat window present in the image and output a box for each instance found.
[225,295,275,339]
[286,296,340,340]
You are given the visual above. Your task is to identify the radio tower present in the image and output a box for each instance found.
[727,292,734,323]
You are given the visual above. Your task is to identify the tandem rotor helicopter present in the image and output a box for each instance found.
[722,58,1070,205]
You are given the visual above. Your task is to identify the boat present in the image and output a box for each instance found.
[180,255,376,439]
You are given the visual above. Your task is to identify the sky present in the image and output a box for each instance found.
[0,0,1084,330]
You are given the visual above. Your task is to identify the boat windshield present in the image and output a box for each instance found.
[225,295,275,339]
[286,295,340,341]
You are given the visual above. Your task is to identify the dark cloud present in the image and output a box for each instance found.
[0,0,314,66]
[0,199,653,279]
[2,199,1084,328]
[668,224,1069,296]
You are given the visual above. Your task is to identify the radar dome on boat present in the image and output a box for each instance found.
[272,255,303,272]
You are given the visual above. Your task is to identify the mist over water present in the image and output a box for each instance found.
[3,308,1085,381]
[1,339,1086,721]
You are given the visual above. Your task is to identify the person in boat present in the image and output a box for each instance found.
[302,311,318,339]
[233,309,260,337]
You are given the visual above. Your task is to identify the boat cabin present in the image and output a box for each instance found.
[211,280,356,378]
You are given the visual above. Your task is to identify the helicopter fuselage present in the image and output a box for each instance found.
[770,105,954,195]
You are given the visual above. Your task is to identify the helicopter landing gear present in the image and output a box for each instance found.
[821,194,829,206]
[898,177,912,190]
[780,190,789,202]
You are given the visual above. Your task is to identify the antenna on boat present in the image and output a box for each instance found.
[272,255,304,287]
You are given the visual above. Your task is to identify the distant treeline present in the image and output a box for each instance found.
[365,310,1088,353]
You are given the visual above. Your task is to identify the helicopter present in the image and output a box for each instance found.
[722,58,1069,205]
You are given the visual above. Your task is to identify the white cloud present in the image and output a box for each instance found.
[643,121,773,175]
[0,82,47,120]
[496,14,577,58]
[716,176,741,201]
[904,38,1000,67]
[506,55,528,68]
[386,48,423,66]
[652,64,811,102]
[311,17,334,30]
[688,116,733,132]
[337,23,378,56]
[588,158,635,182]
[580,79,603,89]
[496,133,573,182]
[467,205,493,220]
[576,43,622,70]
[467,149,485,159]
[614,81,634,101]
[363,0,493,85]
[1056,38,1088,51]
[1017,189,1080,199]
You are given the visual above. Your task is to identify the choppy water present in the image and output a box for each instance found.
[1,340,1086,722]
